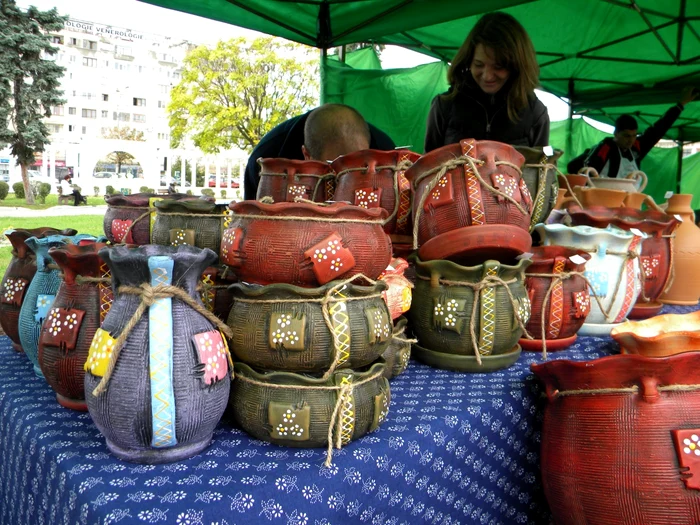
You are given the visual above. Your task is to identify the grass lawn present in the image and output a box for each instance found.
[0,215,105,278]
[0,194,105,209]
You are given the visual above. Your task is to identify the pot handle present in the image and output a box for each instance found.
[626,170,648,192]
[643,194,664,213]
[577,167,598,182]
[429,268,442,288]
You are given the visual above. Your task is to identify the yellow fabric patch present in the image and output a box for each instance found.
[84,327,116,377]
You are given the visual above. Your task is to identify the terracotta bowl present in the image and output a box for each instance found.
[610,311,700,357]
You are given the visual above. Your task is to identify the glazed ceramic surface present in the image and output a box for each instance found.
[229,361,389,448]
[405,139,531,259]
[660,194,700,305]
[18,234,99,378]
[535,224,644,333]
[223,201,392,286]
[515,146,562,231]
[533,352,700,525]
[331,149,421,236]
[257,158,336,203]
[587,170,647,192]
[611,310,700,357]
[38,242,112,410]
[84,245,229,463]
[407,257,531,367]
[0,227,77,349]
[227,280,391,373]
[381,317,411,379]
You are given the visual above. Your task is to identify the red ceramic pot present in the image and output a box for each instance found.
[38,242,112,410]
[533,352,700,525]
[331,149,421,240]
[405,139,532,263]
[199,265,235,321]
[520,246,591,352]
[257,158,336,203]
[223,201,392,286]
[567,206,680,318]
[0,227,77,351]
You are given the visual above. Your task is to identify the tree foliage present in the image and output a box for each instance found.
[168,36,319,153]
[0,0,66,204]
[101,125,146,142]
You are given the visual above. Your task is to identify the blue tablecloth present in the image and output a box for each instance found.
[0,305,693,525]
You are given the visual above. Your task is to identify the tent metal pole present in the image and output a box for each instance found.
[676,138,684,194]
[320,48,327,105]
[567,79,574,160]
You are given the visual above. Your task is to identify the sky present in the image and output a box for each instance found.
[16,0,587,125]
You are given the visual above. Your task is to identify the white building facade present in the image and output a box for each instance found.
[1,18,246,197]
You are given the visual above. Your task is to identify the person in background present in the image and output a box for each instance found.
[424,12,549,152]
[60,174,86,206]
[244,103,395,200]
[579,87,699,178]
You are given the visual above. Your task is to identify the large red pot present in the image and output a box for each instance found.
[567,206,680,318]
[405,139,532,263]
[0,227,77,351]
[331,149,420,241]
[257,158,336,203]
[223,201,392,286]
[533,352,700,525]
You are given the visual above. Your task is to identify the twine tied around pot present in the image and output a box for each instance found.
[417,273,532,365]
[257,166,336,202]
[411,155,528,249]
[234,368,385,466]
[523,160,559,228]
[92,282,235,396]
[545,382,700,401]
[114,209,155,243]
[390,322,418,346]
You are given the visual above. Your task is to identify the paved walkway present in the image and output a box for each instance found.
[0,205,107,218]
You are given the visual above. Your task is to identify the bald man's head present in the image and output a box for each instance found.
[302,104,371,162]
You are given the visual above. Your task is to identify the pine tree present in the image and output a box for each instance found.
[0,0,66,204]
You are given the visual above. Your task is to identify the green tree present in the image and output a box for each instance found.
[168,36,318,154]
[0,1,66,204]
[101,126,145,175]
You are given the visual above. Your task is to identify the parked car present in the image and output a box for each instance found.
[93,172,116,178]
[208,175,240,188]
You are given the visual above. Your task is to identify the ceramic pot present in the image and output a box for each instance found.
[38,242,112,410]
[556,173,589,197]
[520,246,591,352]
[405,139,532,263]
[18,234,99,378]
[407,257,531,372]
[222,201,392,286]
[561,186,629,209]
[381,316,411,379]
[257,158,336,203]
[611,311,700,357]
[227,279,391,373]
[566,206,680,318]
[515,146,562,230]
[331,149,421,240]
[199,265,235,321]
[0,227,77,351]
[229,361,389,448]
[532,352,700,525]
[84,245,230,463]
[586,168,648,193]
[378,257,413,320]
[659,194,700,305]
[535,224,645,335]
[151,198,228,261]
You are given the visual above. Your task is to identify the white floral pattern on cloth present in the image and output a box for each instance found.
[192,330,229,385]
[423,173,454,211]
[303,233,356,285]
[40,307,85,351]
[10,311,698,523]
[354,187,382,209]
[1,277,28,306]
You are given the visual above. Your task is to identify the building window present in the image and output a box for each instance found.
[52,105,64,116]
[69,37,77,46]
[102,94,109,102]
[47,124,63,134]
[101,110,108,118]
[138,65,146,73]
[113,112,130,122]
[157,100,166,108]
[83,40,97,50]
[82,109,96,119]
[114,61,130,72]
[115,45,133,56]
[133,98,146,107]
[68,125,74,132]
[69,55,76,63]
[51,35,63,45]
[82,92,96,100]
[133,114,146,123]
[159,85,170,94]
[82,126,87,134]
[68,107,76,115]
[101,60,109,68]
[71,90,77,96]
[83,57,97,67]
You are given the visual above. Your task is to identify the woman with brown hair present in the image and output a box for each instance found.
[424,12,549,152]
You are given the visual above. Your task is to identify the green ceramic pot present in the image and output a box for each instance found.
[227,280,392,373]
[407,257,531,367]
[514,145,562,231]
[381,316,411,379]
[230,361,389,448]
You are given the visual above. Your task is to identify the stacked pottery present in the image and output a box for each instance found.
[404,139,533,371]
[199,265,235,321]
[0,227,77,352]
[84,245,232,463]
[533,352,700,525]
[223,199,394,452]
[515,146,562,231]
[257,158,336,202]
[519,246,591,352]
[331,149,421,255]
[659,194,700,306]
[18,234,100,378]
[566,206,680,318]
[38,242,112,410]
[535,223,645,335]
